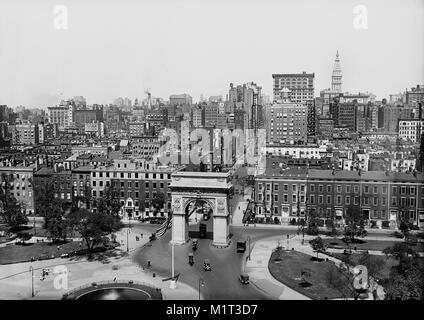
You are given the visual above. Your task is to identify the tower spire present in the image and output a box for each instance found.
[331,50,342,93]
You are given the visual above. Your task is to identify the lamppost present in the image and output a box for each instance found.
[198,278,205,300]
[126,227,130,252]
[170,242,176,289]
[29,266,34,298]
[247,236,251,261]
[33,215,36,236]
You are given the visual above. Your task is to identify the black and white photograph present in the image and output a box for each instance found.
[0,0,423,312]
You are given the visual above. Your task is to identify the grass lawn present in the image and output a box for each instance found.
[323,238,424,252]
[0,241,85,265]
[268,249,351,300]
[328,252,399,280]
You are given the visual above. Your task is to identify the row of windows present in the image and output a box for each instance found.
[258,183,422,195]
[92,171,171,180]
[258,193,420,208]
[92,180,170,189]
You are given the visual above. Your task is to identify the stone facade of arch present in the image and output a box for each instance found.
[170,172,232,247]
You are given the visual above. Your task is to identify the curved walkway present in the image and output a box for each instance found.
[245,236,310,300]
[245,234,385,300]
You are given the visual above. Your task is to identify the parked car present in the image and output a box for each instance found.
[239,274,250,284]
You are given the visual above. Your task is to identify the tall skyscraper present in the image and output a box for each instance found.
[331,50,342,93]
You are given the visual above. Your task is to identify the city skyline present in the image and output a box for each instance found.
[0,0,423,108]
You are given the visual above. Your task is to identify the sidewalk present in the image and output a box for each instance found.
[245,234,385,300]
[0,228,198,300]
[245,237,310,300]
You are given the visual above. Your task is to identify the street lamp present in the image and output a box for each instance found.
[198,278,205,300]
[126,227,130,252]
[29,266,34,298]
[247,236,251,261]
[170,242,176,289]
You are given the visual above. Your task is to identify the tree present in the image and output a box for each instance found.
[343,219,367,243]
[382,242,417,262]
[383,258,423,300]
[306,209,319,236]
[151,192,165,216]
[94,186,121,217]
[34,181,68,242]
[0,176,28,230]
[398,219,414,240]
[67,208,122,257]
[310,236,325,259]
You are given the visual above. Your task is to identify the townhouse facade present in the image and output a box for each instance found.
[254,168,424,229]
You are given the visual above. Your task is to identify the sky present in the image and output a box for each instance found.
[0,0,423,108]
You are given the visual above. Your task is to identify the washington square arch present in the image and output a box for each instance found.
[169,171,233,247]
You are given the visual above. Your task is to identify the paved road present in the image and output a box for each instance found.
[132,221,409,299]
[132,224,301,300]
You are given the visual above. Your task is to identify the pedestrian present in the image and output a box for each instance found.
[113,277,117,282]
[140,233,143,238]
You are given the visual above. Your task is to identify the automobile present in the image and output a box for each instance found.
[203,259,211,271]
[239,274,250,284]
[60,253,69,258]
[149,233,157,241]
[236,240,247,253]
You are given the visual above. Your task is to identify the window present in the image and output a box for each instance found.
[120,181,124,188]
[373,197,378,206]
[337,185,342,193]
[401,187,406,195]
[310,184,315,192]
[319,185,323,193]
[274,184,279,191]
[292,194,297,203]
[382,186,387,194]
[283,184,288,191]
[120,173,124,178]
[258,194,263,201]
[153,182,157,189]
[283,194,288,203]
[392,186,397,194]
[337,195,342,205]
[120,191,125,197]
[410,187,416,195]
[354,186,359,193]
[300,185,305,192]
[364,186,369,194]
[373,186,378,194]
[128,181,132,188]
[382,197,386,206]
[266,194,270,202]
[346,185,351,193]
[319,195,323,204]
[327,195,331,204]
[92,181,96,187]
[145,182,149,189]
[266,184,270,191]
[274,194,278,202]
[327,185,331,193]
[391,197,397,206]
[292,184,297,192]
[363,197,369,205]
[354,197,359,205]
[410,198,416,207]
[346,196,350,205]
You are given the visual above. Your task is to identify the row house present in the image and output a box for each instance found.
[90,159,182,219]
[254,168,424,229]
[0,163,37,215]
